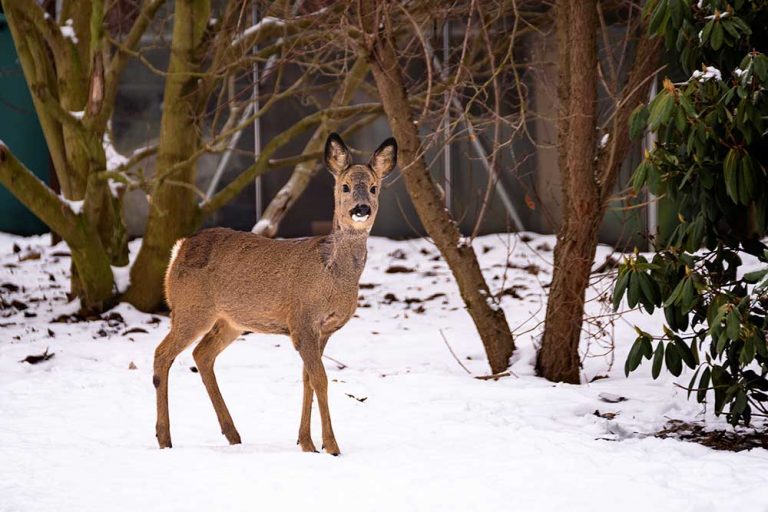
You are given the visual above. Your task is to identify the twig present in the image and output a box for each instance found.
[439,329,472,375]
[474,371,516,381]
[323,355,347,370]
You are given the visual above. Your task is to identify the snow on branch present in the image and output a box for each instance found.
[230,17,285,47]
[60,18,79,44]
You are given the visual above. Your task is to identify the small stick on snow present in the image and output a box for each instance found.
[474,371,516,381]
[439,329,472,375]
[323,355,348,370]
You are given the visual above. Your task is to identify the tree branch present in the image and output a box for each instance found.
[254,56,369,236]
[597,26,662,203]
[200,102,382,217]
[0,142,80,240]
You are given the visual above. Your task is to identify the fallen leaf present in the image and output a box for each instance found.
[20,348,55,365]
[122,327,148,336]
[385,265,414,274]
[19,251,41,261]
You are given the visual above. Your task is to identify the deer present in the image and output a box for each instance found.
[153,133,397,455]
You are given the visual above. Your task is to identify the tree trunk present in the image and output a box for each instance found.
[124,0,210,312]
[536,0,599,383]
[536,1,661,383]
[360,3,515,374]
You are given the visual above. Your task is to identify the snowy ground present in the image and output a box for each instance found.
[1,232,767,512]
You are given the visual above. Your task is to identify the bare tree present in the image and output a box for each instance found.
[346,1,523,373]
[0,0,379,312]
[536,0,661,382]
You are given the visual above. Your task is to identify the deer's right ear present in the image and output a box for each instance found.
[325,133,351,176]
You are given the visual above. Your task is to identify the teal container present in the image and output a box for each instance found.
[0,12,49,235]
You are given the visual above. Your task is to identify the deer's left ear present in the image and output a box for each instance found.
[369,137,397,178]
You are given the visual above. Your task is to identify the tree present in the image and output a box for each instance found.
[617,0,768,425]
[536,0,661,383]
[350,1,518,374]
[0,0,378,312]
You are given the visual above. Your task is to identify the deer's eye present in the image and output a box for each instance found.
[342,184,350,193]
[370,186,377,194]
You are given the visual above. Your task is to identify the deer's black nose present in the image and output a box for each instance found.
[352,204,371,217]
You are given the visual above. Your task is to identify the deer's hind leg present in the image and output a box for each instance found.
[154,313,216,449]
[192,320,243,445]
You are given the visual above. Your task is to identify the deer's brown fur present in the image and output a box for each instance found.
[153,133,397,454]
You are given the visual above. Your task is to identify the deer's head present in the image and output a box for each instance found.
[325,133,397,233]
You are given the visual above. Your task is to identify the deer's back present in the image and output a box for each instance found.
[165,228,362,335]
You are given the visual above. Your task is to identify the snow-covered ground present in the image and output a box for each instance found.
[1,232,767,512]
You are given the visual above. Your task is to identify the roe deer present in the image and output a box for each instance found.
[153,133,397,455]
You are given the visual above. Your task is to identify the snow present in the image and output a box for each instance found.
[103,133,128,172]
[705,11,729,20]
[1,231,767,511]
[60,19,79,44]
[691,66,722,82]
[60,196,84,215]
[600,133,610,148]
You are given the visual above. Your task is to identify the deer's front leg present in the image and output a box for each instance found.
[298,341,340,456]
[297,366,317,453]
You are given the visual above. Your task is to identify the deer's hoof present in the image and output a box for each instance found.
[322,441,341,456]
[298,437,318,453]
[156,436,172,449]
[223,427,242,445]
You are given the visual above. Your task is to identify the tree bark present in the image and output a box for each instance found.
[124,0,211,312]
[359,2,515,374]
[536,1,661,383]
[536,0,599,383]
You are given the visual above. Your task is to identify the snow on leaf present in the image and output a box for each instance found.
[690,66,722,82]
[704,11,729,20]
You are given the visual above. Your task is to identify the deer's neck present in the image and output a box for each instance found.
[321,229,369,279]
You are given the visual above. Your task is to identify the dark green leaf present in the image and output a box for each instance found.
[652,342,665,379]
[665,341,683,376]
[629,104,649,139]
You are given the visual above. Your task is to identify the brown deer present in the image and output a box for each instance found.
[153,133,397,455]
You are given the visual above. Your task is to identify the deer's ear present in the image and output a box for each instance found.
[369,137,397,178]
[324,133,351,176]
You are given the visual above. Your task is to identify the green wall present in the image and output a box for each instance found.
[0,12,49,235]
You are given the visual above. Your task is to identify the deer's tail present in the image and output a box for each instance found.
[164,238,186,310]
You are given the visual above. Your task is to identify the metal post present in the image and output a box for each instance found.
[645,76,658,249]
[427,39,525,232]
[442,20,451,211]
[252,3,262,222]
